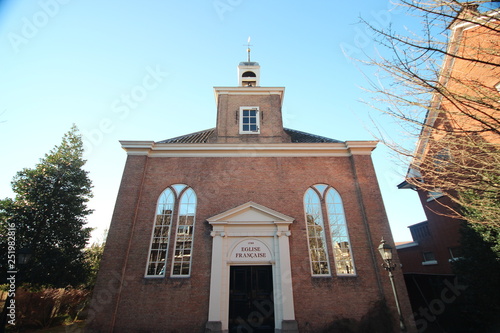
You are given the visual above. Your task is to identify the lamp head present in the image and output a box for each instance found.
[378,238,393,261]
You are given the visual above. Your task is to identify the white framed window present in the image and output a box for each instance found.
[304,184,356,277]
[239,106,260,134]
[145,184,197,278]
[325,187,356,275]
[427,188,444,202]
[422,251,438,265]
[171,187,197,277]
[304,188,330,276]
[145,188,175,277]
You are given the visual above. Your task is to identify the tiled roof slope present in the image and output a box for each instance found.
[157,128,342,144]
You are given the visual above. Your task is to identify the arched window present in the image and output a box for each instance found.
[145,184,197,277]
[304,188,330,275]
[304,184,356,276]
[242,71,256,77]
[146,188,175,277]
[325,187,355,275]
[172,187,197,276]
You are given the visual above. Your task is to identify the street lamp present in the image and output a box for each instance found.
[378,238,406,332]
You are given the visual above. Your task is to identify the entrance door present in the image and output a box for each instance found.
[229,265,274,333]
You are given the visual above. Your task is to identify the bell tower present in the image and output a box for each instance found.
[238,62,260,87]
[212,43,288,144]
[238,37,260,87]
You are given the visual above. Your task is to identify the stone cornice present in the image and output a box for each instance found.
[119,140,378,157]
[214,86,285,106]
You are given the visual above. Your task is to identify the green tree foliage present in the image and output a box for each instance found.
[83,231,106,288]
[0,126,93,287]
[452,220,500,332]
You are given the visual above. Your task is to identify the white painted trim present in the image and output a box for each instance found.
[214,86,286,106]
[206,201,296,331]
[239,106,260,134]
[120,141,378,157]
[422,260,438,266]
[207,201,295,224]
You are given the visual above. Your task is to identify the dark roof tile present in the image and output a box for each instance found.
[156,128,342,144]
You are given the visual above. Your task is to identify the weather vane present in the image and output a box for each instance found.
[245,36,252,62]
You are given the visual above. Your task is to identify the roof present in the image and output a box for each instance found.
[239,61,259,66]
[156,128,342,144]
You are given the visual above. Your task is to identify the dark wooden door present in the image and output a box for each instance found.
[229,265,274,333]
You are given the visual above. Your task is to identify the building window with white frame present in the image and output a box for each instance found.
[325,187,356,275]
[171,187,197,276]
[145,184,197,278]
[146,188,175,277]
[304,184,356,276]
[304,187,330,275]
[239,106,260,134]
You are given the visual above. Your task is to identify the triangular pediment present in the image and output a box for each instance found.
[207,201,294,225]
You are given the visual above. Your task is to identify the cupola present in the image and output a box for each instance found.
[238,61,260,87]
[237,37,260,86]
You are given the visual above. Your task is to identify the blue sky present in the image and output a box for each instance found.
[0,0,427,242]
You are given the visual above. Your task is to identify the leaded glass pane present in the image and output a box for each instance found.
[313,184,328,197]
[326,188,356,275]
[171,184,187,196]
[171,188,196,276]
[146,188,175,277]
[304,188,330,275]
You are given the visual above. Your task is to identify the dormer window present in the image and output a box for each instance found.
[239,106,260,134]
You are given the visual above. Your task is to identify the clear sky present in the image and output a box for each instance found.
[0,0,427,242]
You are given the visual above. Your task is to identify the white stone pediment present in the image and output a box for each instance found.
[207,201,294,225]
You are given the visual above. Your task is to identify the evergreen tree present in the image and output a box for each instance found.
[0,125,93,287]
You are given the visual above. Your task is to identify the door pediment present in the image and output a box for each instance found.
[207,201,294,225]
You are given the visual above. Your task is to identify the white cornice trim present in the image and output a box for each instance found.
[207,201,294,224]
[214,86,285,106]
[119,140,377,157]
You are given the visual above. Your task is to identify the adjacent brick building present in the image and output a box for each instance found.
[87,58,415,332]
[396,4,500,332]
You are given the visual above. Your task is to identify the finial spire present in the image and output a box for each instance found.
[246,36,252,62]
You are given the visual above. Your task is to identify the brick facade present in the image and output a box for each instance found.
[87,61,415,332]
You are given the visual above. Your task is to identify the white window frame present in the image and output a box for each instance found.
[145,188,175,278]
[239,106,260,134]
[170,187,197,278]
[325,187,356,276]
[145,184,197,279]
[303,187,331,276]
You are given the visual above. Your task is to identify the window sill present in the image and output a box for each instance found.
[422,260,438,266]
[336,274,358,278]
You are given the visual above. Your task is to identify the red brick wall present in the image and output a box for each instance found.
[398,191,462,276]
[214,93,290,143]
[88,154,414,332]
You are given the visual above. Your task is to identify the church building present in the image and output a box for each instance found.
[87,55,414,332]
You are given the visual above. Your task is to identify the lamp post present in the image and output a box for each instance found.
[378,238,406,332]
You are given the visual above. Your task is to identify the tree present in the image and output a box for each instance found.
[0,125,93,287]
[452,220,500,331]
[359,1,500,330]
[359,0,500,227]
[83,230,107,288]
